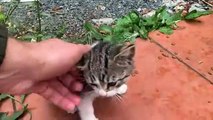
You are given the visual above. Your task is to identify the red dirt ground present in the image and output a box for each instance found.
[0,14,213,120]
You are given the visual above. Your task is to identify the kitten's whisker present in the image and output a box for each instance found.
[115,95,121,103]
[115,94,123,102]
[119,94,127,100]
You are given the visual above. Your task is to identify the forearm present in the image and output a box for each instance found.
[0,37,36,79]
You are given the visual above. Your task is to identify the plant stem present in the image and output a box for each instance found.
[5,0,20,23]
[36,0,42,42]
[10,96,17,112]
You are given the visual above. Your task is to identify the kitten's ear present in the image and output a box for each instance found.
[114,43,135,60]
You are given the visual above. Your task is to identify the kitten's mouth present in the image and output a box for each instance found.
[97,89,117,97]
[98,89,107,96]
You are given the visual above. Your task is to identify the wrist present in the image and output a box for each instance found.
[0,38,36,80]
[0,24,8,65]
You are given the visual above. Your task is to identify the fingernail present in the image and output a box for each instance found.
[67,103,75,111]
[67,107,77,114]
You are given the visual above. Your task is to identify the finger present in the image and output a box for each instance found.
[50,80,81,105]
[67,44,91,66]
[59,74,83,92]
[76,44,91,54]
[35,82,76,111]
[70,81,83,92]
[59,74,75,87]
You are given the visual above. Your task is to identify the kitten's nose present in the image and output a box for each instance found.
[98,89,107,96]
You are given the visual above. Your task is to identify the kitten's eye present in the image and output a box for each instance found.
[90,83,97,87]
[108,82,117,86]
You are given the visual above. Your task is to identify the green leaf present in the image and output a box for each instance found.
[116,15,132,27]
[4,106,27,120]
[155,6,167,16]
[129,11,140,24]
[159,7,170,24]
[0,94,9,101]
[0,12,6,23]
[0,112,8,120]
[99,25,112,34]
[142,14,156,26]
[20,94,27,104]
[184,10,213,20]
[20,35,36,41]
[55,23,67,38]
[159,26,173,34]
[113,26,125,34]
[84,22,103,39]
[41,34,55,40]
[103,35,113,42]
[139,27,148,39]
[36,34,43,41]
[166,11,182,25]
[123,31,133,38]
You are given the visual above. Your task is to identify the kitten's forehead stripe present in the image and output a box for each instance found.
[102,43,111,82]
[82,41,135,91]
[88,42,110,83]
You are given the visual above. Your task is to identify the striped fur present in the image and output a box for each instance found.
[78,41,135,93]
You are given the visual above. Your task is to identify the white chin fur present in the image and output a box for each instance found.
[97,89,117,97]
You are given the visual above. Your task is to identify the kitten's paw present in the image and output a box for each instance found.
[81,116,98,120]
[117,84,128,95]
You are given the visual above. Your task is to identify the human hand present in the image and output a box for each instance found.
[0,38,90,111]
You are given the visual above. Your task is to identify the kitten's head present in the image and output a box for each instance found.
[78,41,135,97]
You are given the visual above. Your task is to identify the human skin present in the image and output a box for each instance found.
[0,38,91,112]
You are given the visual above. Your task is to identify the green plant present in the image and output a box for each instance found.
[0,94,31,120]
[82,6,212,44]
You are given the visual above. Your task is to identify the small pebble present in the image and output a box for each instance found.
[172,55,176,59]
[52,6,63,11]
[171,42,176,46]
[141,8,150,14]
[186,57,190,60]
[158,56,162,60]
[98,5,106,10]
[187,50,192,54]
[134,70,139,74]
[162,53,169,57]
[208,72,212,75]
[131,70,139,76]
[198,61,203,64]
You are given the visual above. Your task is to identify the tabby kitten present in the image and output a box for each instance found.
[76,41,135,120]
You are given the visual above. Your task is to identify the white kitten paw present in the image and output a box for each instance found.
[117,84,128,95]
[81,116,98,120]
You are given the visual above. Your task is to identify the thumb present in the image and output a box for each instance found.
[66,44,91,66]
